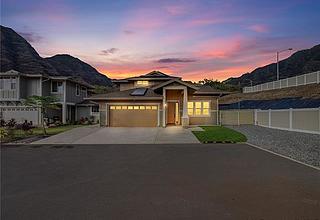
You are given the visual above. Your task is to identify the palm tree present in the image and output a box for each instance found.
[24,96,59,135]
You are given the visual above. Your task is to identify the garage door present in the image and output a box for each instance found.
[109,105,158,127]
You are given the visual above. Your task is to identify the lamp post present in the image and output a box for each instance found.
[276,48,293,80]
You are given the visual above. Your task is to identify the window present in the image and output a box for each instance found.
[10,77,16,90]
[187,102,194,115]
[0,77,4,89]
[51,81,63,93]
[109,105,158,110]
[136,81,149,86]
[91,106,99,113]
[76,84,80,96]
[0,77,16,90]
[187,101,210,116]
[81,86,87,97]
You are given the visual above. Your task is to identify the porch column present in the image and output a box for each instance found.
[181,87,189,127]
[162,88,166,127]
[62,103,67,124]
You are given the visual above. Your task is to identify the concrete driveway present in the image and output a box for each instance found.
[33,126,200,144]
[2,144,319,220]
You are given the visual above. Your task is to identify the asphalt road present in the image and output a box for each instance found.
[1,144,320,220]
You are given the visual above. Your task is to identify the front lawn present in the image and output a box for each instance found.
[192,126,247,143]
[1,125,84,143]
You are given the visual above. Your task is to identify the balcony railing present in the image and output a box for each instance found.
[0,89,18,100]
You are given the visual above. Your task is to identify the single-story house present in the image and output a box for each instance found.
[87,71,230,127]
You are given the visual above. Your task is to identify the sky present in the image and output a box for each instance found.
[1,0,320,81]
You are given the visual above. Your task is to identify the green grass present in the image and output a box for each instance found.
[192,126,247,143]
[2,125,84,142]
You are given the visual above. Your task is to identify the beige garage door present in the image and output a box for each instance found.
[109,105,158,127]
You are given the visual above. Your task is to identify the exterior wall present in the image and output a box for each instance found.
[50,80,65,102]
[188,95,218,125]
[0,75,19,100]
[20,77,41,99]
[76,106,100,122]
[65,81,87,103]
[119,80,168,91]
[0,106,41,125]
[42,80,51,96]
[120,82,134,91]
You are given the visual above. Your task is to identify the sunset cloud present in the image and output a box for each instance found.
[100,48,119,56]
[156,58,197,63]
[247,24,269,33]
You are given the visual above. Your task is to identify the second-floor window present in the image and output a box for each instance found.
[76,84,80,96]
[81,86,87,97]
[136,80,149,86]
[0,77,16,90]
[51,81,63,93]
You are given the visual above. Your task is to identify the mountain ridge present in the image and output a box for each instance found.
[224,44,320,87]
[0,25,112,86]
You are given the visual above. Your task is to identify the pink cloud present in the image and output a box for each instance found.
[194,36,244,59]
[247,24,269,33]
[165,5,188,15]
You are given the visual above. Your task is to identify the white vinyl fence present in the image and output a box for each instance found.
[0,106,41,126]
[255,108,320,134]
[243,71,320,93]
[220,108,320,134]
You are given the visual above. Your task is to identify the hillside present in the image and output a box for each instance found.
[45,55,112,86]
[219,83,320,104]
[225,44,320,87]
[0,25,112,86]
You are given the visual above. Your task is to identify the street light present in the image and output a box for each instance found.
[276,48,293,80]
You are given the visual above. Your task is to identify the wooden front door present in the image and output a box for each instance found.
[167,102,176,125]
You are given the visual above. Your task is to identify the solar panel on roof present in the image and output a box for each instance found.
[130,88,147,96]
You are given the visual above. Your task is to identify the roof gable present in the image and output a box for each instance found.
[152,79,199,90]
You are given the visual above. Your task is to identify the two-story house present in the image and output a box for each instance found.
[0,70,97,125]
[88,71,230,127]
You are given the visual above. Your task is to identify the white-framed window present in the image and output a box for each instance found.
[76,84,80,96]
[91,106,99,113]
[51,81,63,93]
[187,101,210,116]
[109,105,158,110]
[10,77,16,90]
[136,80,149,86]
[81,86,87,97]
[0,76,16,90]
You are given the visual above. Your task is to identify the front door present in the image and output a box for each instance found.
[167,102,179,125]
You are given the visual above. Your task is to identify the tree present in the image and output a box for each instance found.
[198,78,240,92]
[24,96,59,135]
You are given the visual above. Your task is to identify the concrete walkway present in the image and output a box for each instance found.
[32,126,200,144]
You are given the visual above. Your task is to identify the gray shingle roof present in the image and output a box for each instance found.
[87,88,163,100]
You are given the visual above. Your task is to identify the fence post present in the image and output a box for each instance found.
[254,109,257,125]
[268,109,271,128]
[317,71,320,84]
[237,110,240,126]
[289,108,293,131]
[318,108,320,133]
